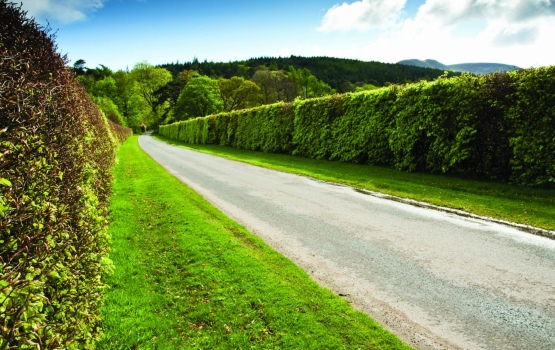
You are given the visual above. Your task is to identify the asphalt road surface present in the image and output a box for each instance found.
[138,134,555,350]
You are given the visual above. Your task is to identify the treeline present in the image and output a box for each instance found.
[1,2,131,348]
[160,68,555,187]
[160,55,458,92]
[76,60,336,131]
[75,56,458,132]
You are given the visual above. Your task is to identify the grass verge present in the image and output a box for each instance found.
[154,135,555,231]
[98,136,411,349]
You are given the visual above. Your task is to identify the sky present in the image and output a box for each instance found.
[20,0,555,71]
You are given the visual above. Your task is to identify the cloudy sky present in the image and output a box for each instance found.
[21,0,555,71]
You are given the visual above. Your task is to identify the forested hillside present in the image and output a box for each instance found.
[160,55,457,92]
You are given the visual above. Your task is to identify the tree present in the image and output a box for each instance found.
[251,68,296,104]
[92,76,118,100]
[251,67,274,104]
[112,70,135,122]
[288,66,335,99]
[73,59,86,75]
[130,62,172,127]
[84,64,113,81]
[309,77,335,97]
[218,76,261,111]
[173,76,223,120]
[177,69,199,84]
[77,74,96,93]
[153,69,200,123]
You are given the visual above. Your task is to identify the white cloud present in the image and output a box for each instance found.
[415,0,555,25]
[318,0,407,31]
[21,0,106,23]
[488,21,539,46]
[351,13,555,67]
[411,0,555,49]
[311,0,555,67]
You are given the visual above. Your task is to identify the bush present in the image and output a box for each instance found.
[293,95,345,159]
[0,2,131,348]
[507,67,555,186]
[332,87,397,165]
[158,67,555,187]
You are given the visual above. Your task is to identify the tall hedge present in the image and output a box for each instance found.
[159,66,554,187]
[506,66,555,185]
[0,2,131,348]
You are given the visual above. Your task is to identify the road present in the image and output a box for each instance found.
[138,134,555,350]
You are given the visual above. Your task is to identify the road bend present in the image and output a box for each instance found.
[138,134,555,350]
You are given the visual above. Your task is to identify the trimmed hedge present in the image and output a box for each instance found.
[0,2,132,349]
[160,66,554,187]
[506,66,555,185]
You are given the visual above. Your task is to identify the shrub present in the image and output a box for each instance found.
[158,67,555,187]
[507,67,555,186]
[293,95,345,159]
[0,2,131,348]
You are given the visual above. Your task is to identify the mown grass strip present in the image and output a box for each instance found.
[154,135,555,231]
[98,136,411,349]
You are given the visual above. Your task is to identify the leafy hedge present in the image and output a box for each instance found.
[160,66,554,187]
[506,67,555,185]
[0,2,132,349]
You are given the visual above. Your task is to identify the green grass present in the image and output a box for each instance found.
[153,135,555,231]
[98,136,411,349]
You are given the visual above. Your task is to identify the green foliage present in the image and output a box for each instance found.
[218,76,261,111]
[506,66,555,186]
[160,65,555,187]
[0,2,131,348]
[161,102,295,154]
[251,69,297,104]
[389,75,482,173]
[159,55,457,91]
[93,95,127,126]
[355,83,380,92]
[293,95,345,159]
[234,103,295,153]
[77,65,152,133]
[173,76,223,120]
[130,62,173,128]
[91,76,118,100]
[334,87,397,165]
[288,66,335,99]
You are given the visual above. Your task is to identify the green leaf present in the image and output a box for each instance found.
[48,271,60,280]
[0,178,11,186]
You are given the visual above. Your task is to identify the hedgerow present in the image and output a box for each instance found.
[506,66,555,185]
[159,66,553,188]
[0,2,132,348]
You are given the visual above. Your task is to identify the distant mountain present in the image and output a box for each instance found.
[397,59,520,74]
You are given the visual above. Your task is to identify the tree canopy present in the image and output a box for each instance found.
[173,76,223,120]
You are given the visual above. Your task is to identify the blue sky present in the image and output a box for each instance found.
[21,0,555,71]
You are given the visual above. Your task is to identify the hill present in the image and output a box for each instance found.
[397,59,519,74]
[159,56,458,92]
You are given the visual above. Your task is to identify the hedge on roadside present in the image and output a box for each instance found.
[506,66,555,185]
[0,2,132,348]
[159,66,554,187]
